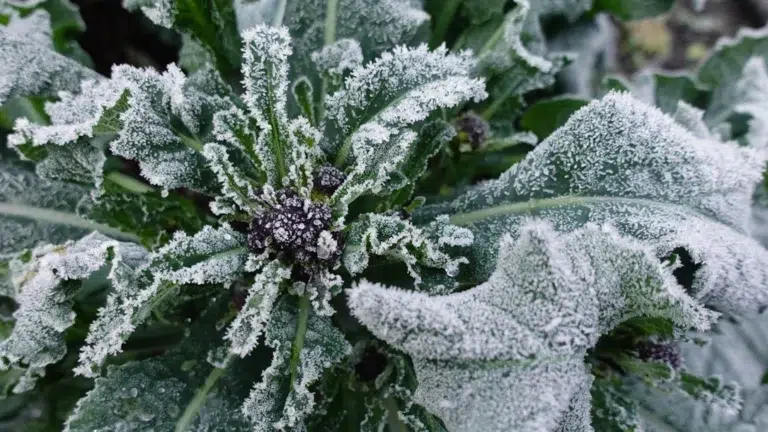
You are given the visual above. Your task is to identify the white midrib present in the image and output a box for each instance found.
[0,202,140,242]
[449,195,694,226]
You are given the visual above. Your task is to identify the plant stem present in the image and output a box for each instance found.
[105,172,154,194]
[0,203,140,243]
[318,0,340,123]
[289,296,311,385]
[174,354,235,432]
[429,0,462,48]
[449,196,683,226]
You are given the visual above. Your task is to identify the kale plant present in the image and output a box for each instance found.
[2,0,768,430]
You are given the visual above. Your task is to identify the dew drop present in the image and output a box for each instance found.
[130,387,138,398]
[168,405,181,418]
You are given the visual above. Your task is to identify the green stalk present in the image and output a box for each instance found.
[174,354,235,432]
[0,203,140,243]
[289,296,311,385]
[449,196,681,226]
[105,172,154,194]
[429,0,463,48]
[317,0,340,123]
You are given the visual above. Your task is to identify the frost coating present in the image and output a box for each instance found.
[283,0,429,80]
[0,32,99,105]
[343,214,473,289]
[76,225,247,376]
[422,92,768,317]
[348,221,718,431]
[0,233,146,392]
[0,161,90,255]
[225,259,291,357]
[311,39,363,79]
[324,44,486,159]
[241,302,351,431]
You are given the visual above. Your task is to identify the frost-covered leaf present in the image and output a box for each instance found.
[324,44,485,163]
[0,160,135,255]
[241,25,293,185]
[421,92,768,317]
[705,57,768,150]
[76,224,247,376]
[65,299,254,432]
[0,32,98,105]
[0,232,146,392]
[344,214,472,291]
[591,380,644,432]
[282,0,429,84]
[311,38,363,84]
[325,44,485,214]
[348,221,717,431]
[241,298,351,431]
[461,1,569,120]
[1,9,52,46]
[13,62,230,192]
[86,177,206,248]
[225,259,291,357]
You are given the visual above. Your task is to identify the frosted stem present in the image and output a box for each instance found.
[174,354,235,432]
[105,172,154,194]
[289,296,311,385]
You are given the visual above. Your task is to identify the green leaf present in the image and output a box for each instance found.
[40,0,93,66]
[124,0,241,83]
[0,160,137,255]
[591,380,643,432]
[86,175,207,248]
[0,233,146,393]
[348,221,716,431]
[241,25,292,185]
[421,93,768,318]
[65,299,256,431]
[0,32,98,105]
[173,0,241,83]
[462,2,569,120]
[520,96,588,140]
[241,297,351,431]
[75,225,248,377]
[595,0,674,21]
[461,0,506,24]
[634,72,708,116]
[389,120,456,207]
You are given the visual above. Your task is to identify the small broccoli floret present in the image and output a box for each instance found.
[455,111,489,150]
[637,341,683,370]
[247,189,341,264]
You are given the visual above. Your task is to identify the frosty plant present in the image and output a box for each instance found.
[3,0,768,431]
